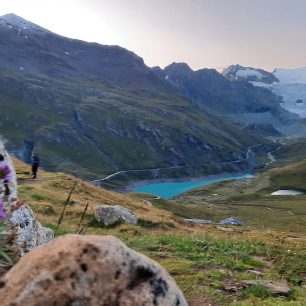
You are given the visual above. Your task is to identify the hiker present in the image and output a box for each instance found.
[0,153,13,197]
[31,152,40,180]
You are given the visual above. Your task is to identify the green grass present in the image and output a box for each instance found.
[242,285,272,299]
[116,233,306,304]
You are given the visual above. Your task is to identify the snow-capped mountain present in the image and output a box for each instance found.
[153,63,298,136]
[223,65,306,118]
[223,64,279,86]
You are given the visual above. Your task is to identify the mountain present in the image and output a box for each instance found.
[222,64,279,85]
[0,14,267,180]
[223,64,306,119]
[152,63,297,134]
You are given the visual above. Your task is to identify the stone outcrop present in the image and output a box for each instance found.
[95,204,137,226]
[0,139,53,252]
[10,205,54,253]
[0,234,188,306]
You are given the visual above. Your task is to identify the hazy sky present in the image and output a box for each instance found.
[1,0,306,71]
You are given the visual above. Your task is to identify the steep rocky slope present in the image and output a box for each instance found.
[0,14,267,180]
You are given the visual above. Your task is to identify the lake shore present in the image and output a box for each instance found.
[126,172,254,199]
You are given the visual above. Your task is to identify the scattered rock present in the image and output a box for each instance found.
[95,204,137,226]
[184,219,212,224]
[219,217,244,226]
[243,280,292,296]
[217,226,233,232]
[0,234,187,306]
[223,282,248,293]
[252,256,274,267]
[247,270,264,276]
[10,205,54,253]
[143,200,153,206]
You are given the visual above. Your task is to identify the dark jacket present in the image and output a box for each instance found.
[31,154,40,165]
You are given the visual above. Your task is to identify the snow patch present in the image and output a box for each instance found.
[271,80,306,117]
[250,81,270,88]
[271,190,304,196]
[236,68,264,79]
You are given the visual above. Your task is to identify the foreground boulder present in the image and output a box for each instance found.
[0,234,187,306]
[10,205,54,253]
[95,205,137,226]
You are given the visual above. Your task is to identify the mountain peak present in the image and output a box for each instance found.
[223,64,279,84]
[1,13,30,25]
[164,62,193,76]
[1,13,21,19]
[0,13,49,34]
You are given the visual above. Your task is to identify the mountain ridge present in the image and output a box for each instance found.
[153,62,297,133]
[0,14,269,180]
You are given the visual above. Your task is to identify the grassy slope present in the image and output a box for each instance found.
[14,158,306,305]
[273,138,306,167]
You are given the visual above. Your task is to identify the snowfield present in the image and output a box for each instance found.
[274,67,306,84]
[236,68,264,79]
[223,64,306,118]
[271,67,306,118]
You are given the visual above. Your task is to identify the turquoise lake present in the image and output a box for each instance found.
[133,174,253,199]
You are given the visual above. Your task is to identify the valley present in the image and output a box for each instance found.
[0,13,294,183]
[146,156,306,234]
[1,11,306,306]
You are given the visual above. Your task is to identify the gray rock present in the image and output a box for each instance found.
[246,270,264,276]
[217,226,233,232]
[243,280,292,296]
[0,234,188,306]
[184,219,212,224]
[10,205,54,253]
[95,205,137,226]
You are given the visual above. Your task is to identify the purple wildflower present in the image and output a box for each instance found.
[0,201,7,219]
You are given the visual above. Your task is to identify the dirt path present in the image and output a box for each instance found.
[91,144,262,184]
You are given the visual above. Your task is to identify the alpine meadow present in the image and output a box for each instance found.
[1,2,306,306]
